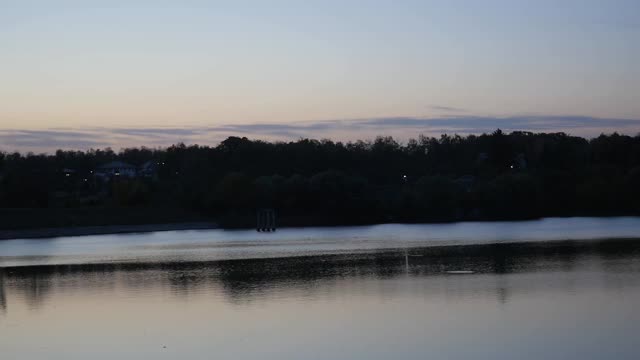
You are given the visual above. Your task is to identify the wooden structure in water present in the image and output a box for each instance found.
[256,208,276,232]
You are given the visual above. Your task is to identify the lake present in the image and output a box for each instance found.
[1,217,640,359]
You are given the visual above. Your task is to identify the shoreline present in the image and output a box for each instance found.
[3,215,640,241]
[0,222,218,241]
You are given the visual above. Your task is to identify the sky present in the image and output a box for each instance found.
[1,0,639,152]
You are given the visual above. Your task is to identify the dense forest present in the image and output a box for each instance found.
[1,130,640,230]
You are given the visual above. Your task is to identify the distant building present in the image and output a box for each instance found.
[95,161,137,179]
[513,153,527,170]
[455,175,476,192]
[476,152,489,165]
[62,168,76,177]
[139,161,159,180]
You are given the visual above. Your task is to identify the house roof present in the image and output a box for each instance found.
[141,160,158,169]
[98,161,136,169]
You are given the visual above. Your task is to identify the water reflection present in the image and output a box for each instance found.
[2,239,639,310]
[4,217,640,268]
[2,239,640,360]
[0,268,6,314]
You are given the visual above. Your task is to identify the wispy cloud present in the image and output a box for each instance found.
[355,115,640,134]
[430,105,468,113]
[1,115,639,153]
[0,129,112,151]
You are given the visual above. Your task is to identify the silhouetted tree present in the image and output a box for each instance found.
[1,131,639,229]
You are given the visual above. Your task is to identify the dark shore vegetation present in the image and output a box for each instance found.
[1,130,640,230]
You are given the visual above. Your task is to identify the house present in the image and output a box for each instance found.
[455,175,476,192]
[95,161,137,179]
[62,168,76,177]
[476,152,489,165]
[513,153,527,170]
[139,161,159,180]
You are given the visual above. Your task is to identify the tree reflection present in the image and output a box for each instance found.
[16,271,53,310]
[2,239,639,309]
[0,268,6,314]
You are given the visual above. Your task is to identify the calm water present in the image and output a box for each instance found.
[2,217,640,267]
[2,217,640,359]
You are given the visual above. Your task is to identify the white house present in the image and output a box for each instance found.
[139,160,159,179]
[95,161,137,179]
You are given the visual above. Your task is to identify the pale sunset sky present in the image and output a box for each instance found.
[1,0,639,152]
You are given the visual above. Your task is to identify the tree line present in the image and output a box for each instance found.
[1,130,640,229]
